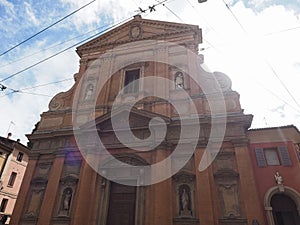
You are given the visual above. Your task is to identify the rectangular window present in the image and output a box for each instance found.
[16,152,24,162]
[124,69,140,94]
[255,146,292,167]
[0,198,8,212]
[264,148,280,166]
[8,172,17,187]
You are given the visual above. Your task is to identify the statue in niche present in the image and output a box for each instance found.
[84,84,94,100]
[179,185,192,217]
[181,188,189,211]
[62,188,72,211]
[274,171,283,185]
[175,72,184,89]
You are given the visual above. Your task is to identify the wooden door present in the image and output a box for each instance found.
[271,194,300,225]
[107,182,137,225]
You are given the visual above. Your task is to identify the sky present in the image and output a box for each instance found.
[0,0,299,144]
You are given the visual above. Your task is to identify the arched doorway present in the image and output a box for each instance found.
[264,186,300,225]
[271,194,300,225]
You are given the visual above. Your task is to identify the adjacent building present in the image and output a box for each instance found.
[0,134,30,224]
[248,125,300,225]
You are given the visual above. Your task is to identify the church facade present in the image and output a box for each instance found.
[10,15,264,225]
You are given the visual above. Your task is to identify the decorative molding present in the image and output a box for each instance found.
[214,169,239,179]
[173,217,200,225]
[173,171,195,183]
[60,175,79,186]
[129,24,142,39]
[31,177,48,186]
[219,218,248,225]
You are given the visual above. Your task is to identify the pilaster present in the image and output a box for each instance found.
[71,154,98,225]
[37,152,65,225]
[234,144,264,224]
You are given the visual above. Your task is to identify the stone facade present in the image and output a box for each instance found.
[10,16,263,225]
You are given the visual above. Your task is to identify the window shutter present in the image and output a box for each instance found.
[278,146,292,166]
[255,148,267,167]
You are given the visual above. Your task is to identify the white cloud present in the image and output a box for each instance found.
[0,0,14,14]
[24,2,39,26]
[60,0,138,31]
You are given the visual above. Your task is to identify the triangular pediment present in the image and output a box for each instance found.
[81,105,170,132]
[76,15,201,56]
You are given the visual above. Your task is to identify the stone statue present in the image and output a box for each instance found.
[274,171,283,185]
[181,188,189,211]
[84,84,94,100]
[175,72,184,89]
[63,189,72,210]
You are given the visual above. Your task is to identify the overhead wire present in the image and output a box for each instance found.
[0,0,171,84]
[221,0,300,111]
[160,0,300,116]
[255,81,300,115]
[161,1,221,53]
[0,17,132,83]
[0,0,97,57]
[3,0,172,69]
[0,0,170,97]
[185,0,220,37]
[0,25,103,68]
[0,78,73,98]
[221,0,247,34]
[264,60,300,109]
[264,25,300,36]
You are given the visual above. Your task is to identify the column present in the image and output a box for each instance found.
[71,154,98,225]
[37,152,65,225]
[194,147,216,225]
[152,149,173,225]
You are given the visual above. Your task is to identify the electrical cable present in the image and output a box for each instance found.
[264,25,300,36]
[0,0,170,84]
[161,2,221,53]
[221,0,300,111]
[0,78,73,98]
[159,0,300,115]
[264,60,300,110]
[221,0,247,34]
[185,0,220,37]
[162,4,184,22]
[0,17,131,83]
[0,25,104,68]
[0,0,96,57]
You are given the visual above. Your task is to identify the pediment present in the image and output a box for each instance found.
[81,105,170,132]
[76,15,201,56]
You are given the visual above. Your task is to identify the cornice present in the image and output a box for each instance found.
[79,30,198,57]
